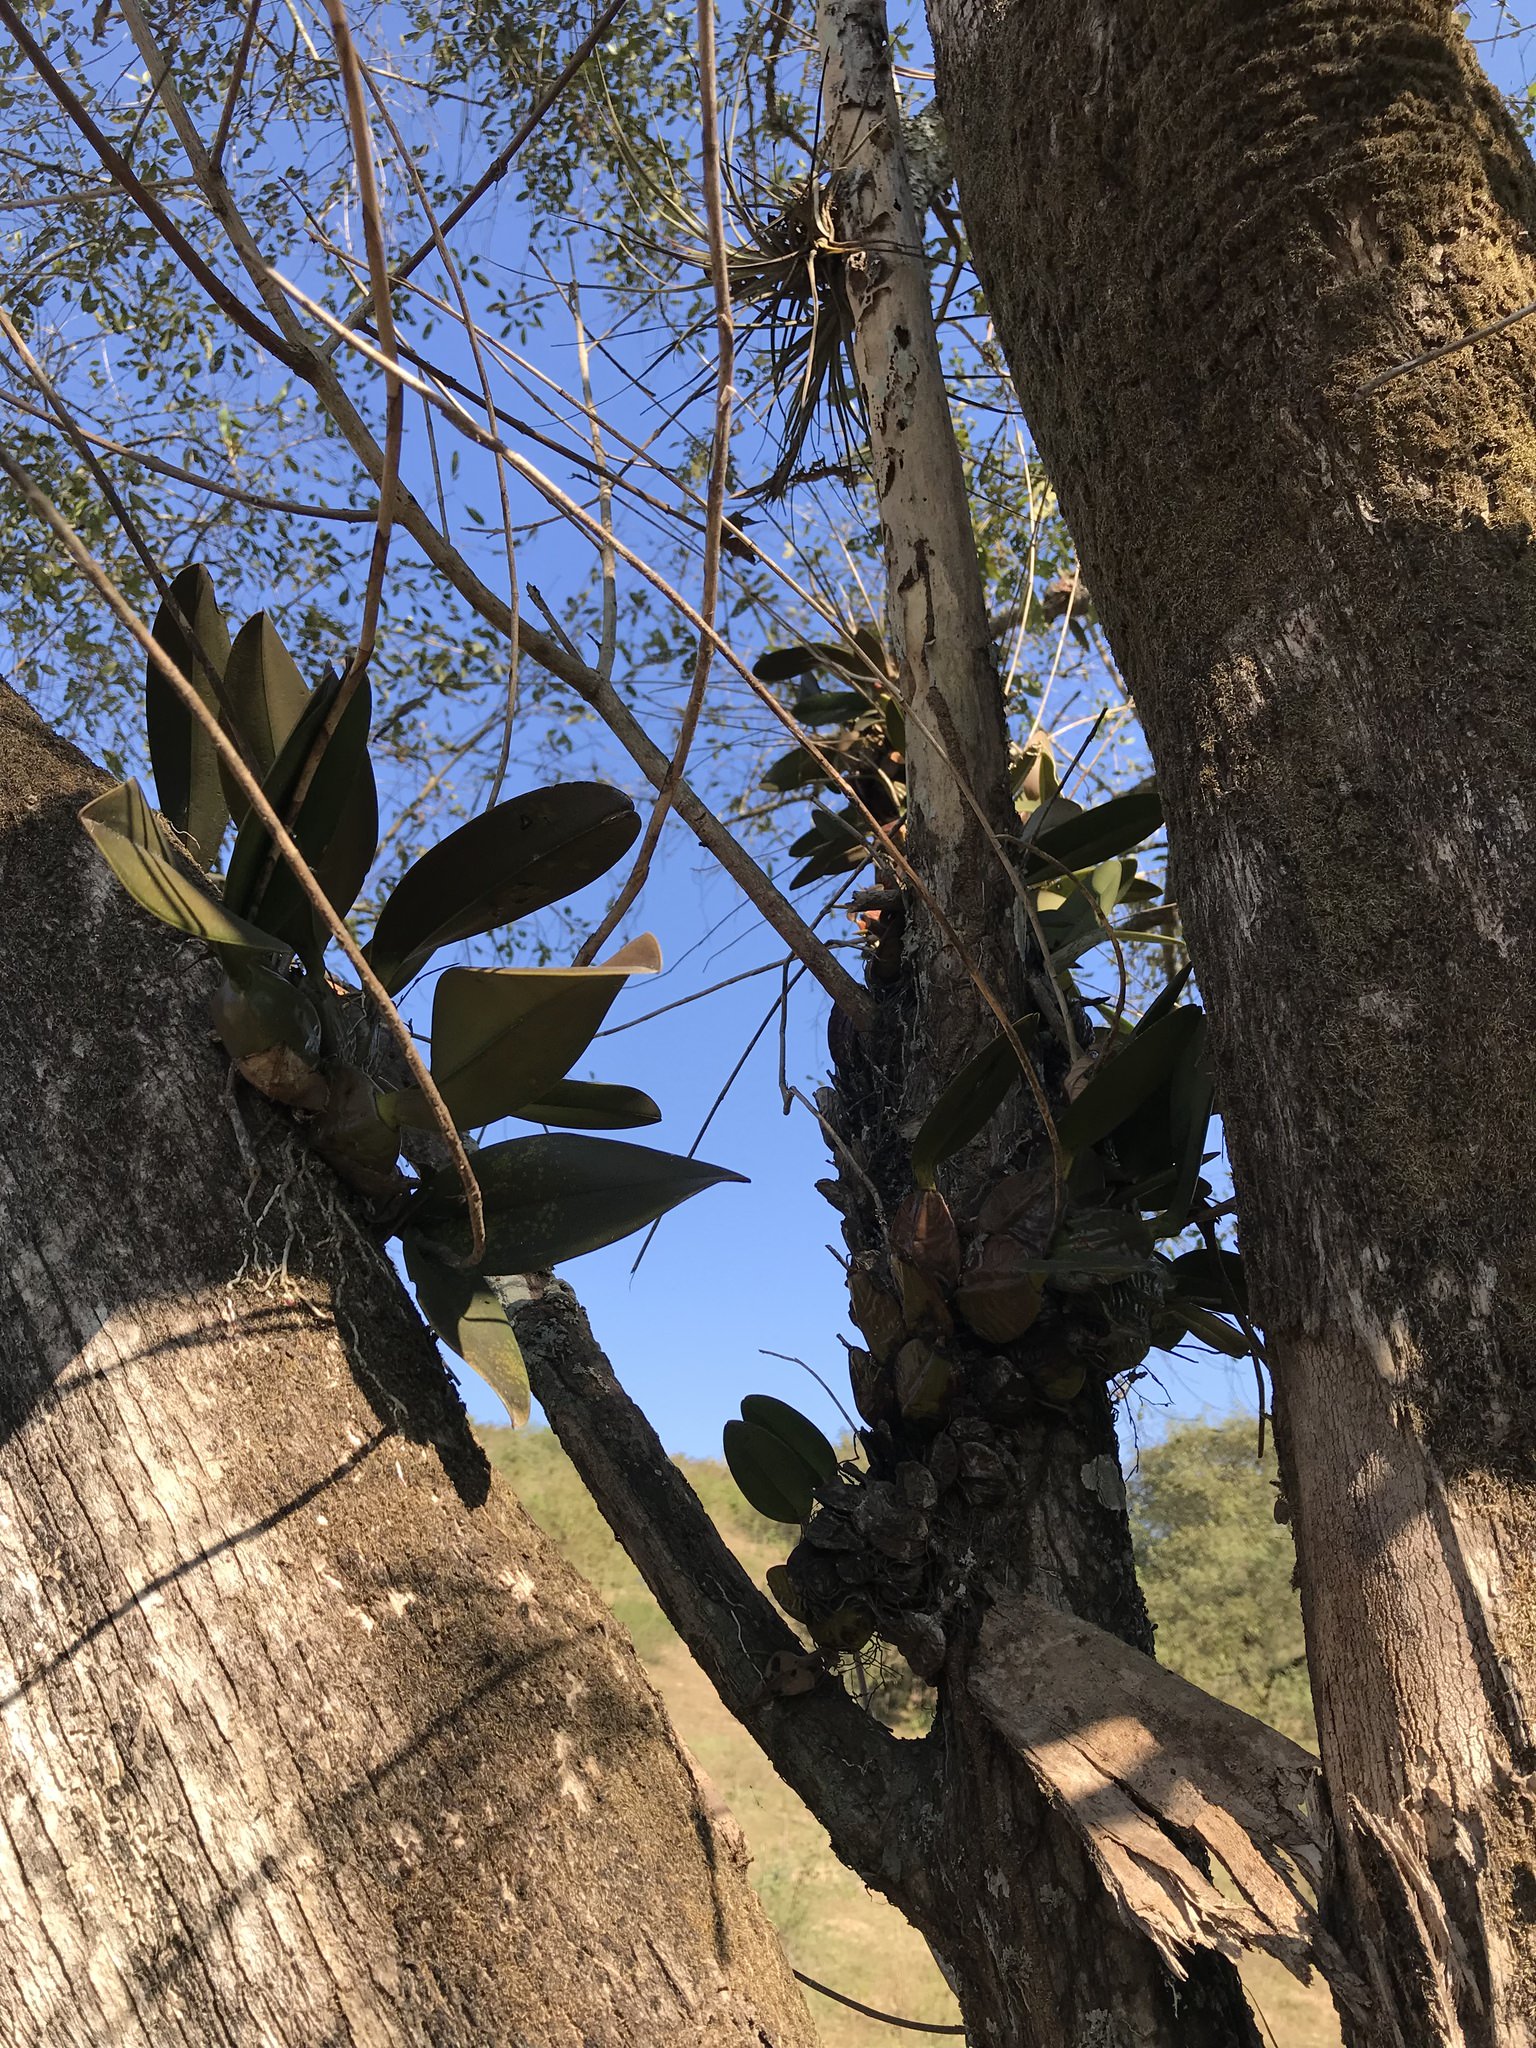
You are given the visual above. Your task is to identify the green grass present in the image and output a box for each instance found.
[482,1426,1340,2047]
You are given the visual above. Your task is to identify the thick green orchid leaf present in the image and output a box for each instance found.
[412,1132,745,1273]
[788,803,869,888]
[789,689,870,725]
[366,783,641,995]
[753,644,825,684]
[1058,1007,1205,1155]
[723,1417,818,1523]
[1035,889,1107,967]
[1139,963,1194,1033]
[739,1394,838,1485]
[911,1016,1040,1189]
[385,934,661,1132]
[512,1079,662,1130]
[145,564,232,866]
[1024,791,1163,879]
[209,963,321,1061]
[1176,1303,1252,1358]
[1149,1013,1215,1234]
[402,1233,530,1426]
[223,667,376,954]
[81,780,287,955]
[761,745,824,793]
[1168,1246,1249,1315]
[218,612,311,827]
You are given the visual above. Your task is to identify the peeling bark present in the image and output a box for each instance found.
[0,684,814,2046]
[971,1589,1365,2012]
[928,3,1536,2042]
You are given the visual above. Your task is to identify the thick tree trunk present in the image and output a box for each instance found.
[0,683,813,2046]
[929,3,1536,2042]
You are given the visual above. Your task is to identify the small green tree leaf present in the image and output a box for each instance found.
[1024,791,1163,879]
[81,781,288,955]
[514,1079,662,1130]
[366,783,641,994]
[723,1417,817,1522]
[412,1133,746,1272]
[402,1233,530,1425]
[218,612,312,826]
[1057,1007,1205,1154]
[738,1393,838,1485]
[387,935,661,1132]
[145,564,232,865]
[911,1015,1040,1189]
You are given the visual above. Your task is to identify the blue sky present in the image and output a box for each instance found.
[23,0,1524,1464]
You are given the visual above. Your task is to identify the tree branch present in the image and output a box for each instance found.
[500,1275,939,1907]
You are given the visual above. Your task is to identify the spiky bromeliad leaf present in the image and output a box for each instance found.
[411,1132,746,1274]
[81,780,288,955]
[223,667,377,957]
[383,934,661,1132]
[366,783,641,995]
[144,564,232,866]
[723,1416,819,1523]
[911,1016,1041,1189]
[738,1393,838,1485]
[402,1232,530,1426]
[218,612,312,827]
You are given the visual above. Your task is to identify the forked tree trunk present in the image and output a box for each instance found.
[767,5,1266,2041]
[0,684,813,2046]
[929,3,1536,2041]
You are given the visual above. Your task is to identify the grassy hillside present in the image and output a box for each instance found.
[481,1426,1340,2047]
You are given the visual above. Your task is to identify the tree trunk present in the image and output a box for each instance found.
[928,3,1536,2042]
[0,683,813,2046]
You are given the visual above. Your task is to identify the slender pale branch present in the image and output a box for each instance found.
[575,0,737,963]
[322,0,401,686]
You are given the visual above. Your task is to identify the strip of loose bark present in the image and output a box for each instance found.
[971,1588,1372,2020]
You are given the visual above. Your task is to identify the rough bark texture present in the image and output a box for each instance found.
[928,4,1536,2043]
[0,683,814,2047]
